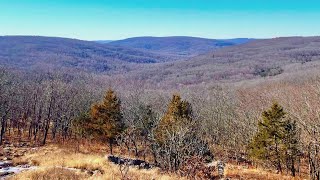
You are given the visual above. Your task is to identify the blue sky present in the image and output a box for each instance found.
[1,0,320,40]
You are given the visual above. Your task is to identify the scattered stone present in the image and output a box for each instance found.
[4,141,10,145]
[17,164,30,169]
[86,170,94,176]
[0,161,37,178]
[107,155,153,169]
[0,171,14,177]
[0,142,36,178]
[217,161,225,178]
[3,147,11,152]
[13,154,22,157]
[0,161,13,168]
[3,157,12,161]
[31,148,39,152]
[206,160,225,178]
[207,161,218,167]
[20,150,27,154]
[92,170,103,176]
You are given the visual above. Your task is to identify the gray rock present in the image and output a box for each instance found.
[217,161,225,178]
[107,155,153,169]
[4,141,10,145]
[0,171,14,177]
[3,157,12,161]
[13,154,22,157]
[3,148,11,152]
[17,164,30,168]
[0,161,13,168]
[93,170,103,176]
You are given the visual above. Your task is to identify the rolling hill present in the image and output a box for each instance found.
[2,36,320,88]
[0,36,175,73]
[0,36,254,74]
[123,36,320,86]
[108,36,254,57]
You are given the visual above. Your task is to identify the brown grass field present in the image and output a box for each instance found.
[5,143,306,180]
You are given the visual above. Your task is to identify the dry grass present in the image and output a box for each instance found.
[9,144,308,180]
[10,145,183,180]
[10,167,88,180]
[225,164,305,180]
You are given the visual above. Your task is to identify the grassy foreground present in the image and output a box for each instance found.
[9,144,181,180]
[8,144,303,180]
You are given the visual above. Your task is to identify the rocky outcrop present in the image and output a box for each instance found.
[0,171,14,178]
[107,155,153,169]
[0,161,13,168]
[0,141,35,178]
[0,161,35,178]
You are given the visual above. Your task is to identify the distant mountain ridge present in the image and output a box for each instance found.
[4,36,320,87]
[107,36,254,57]
[0,36,254,74]
[0,36,173,73]
[96,40,114,43]
[123,36,320,86]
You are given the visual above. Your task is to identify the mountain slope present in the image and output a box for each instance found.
[0,36,173,73]
[109,36,254,57]
[124,36,320,86]
[2,36,320,88]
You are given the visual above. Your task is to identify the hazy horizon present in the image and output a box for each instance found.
[1,0,320,40]
[2,34,319,42]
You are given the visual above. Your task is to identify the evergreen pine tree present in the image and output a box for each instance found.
[154,94,211,171]
[283,119,300,176]
[249,102,286,173]
[156,94,193,142]
[90,89,125,154]
[249,102,301,175]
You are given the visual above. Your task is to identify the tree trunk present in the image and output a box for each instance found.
[42,121,50,145]
[275,136,282,173]
[291,157,295,177]
[109,139,113,155]
[0,118,6,145]
[42,92,54,145]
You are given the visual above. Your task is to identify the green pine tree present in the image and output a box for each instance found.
[249,102,287,173]
[283,119,300,177]
[155,94,193,142]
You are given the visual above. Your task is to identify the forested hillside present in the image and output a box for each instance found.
[125,36,320,87]
[108,36,253,57]
[0,36,253,75]
[3,36,319,88]
[0,36,174,73]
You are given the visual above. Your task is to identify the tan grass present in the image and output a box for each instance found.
[10,145,183,180]
[225,164,305,180]
[9,144,307,180]
[10,167,88,180]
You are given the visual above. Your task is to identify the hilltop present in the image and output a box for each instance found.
[108,36,253,57]
[0,36,172,73]
[125,36,320,86]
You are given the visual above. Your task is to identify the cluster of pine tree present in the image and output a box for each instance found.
[73,89,303,177]
[73,89,212,174]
